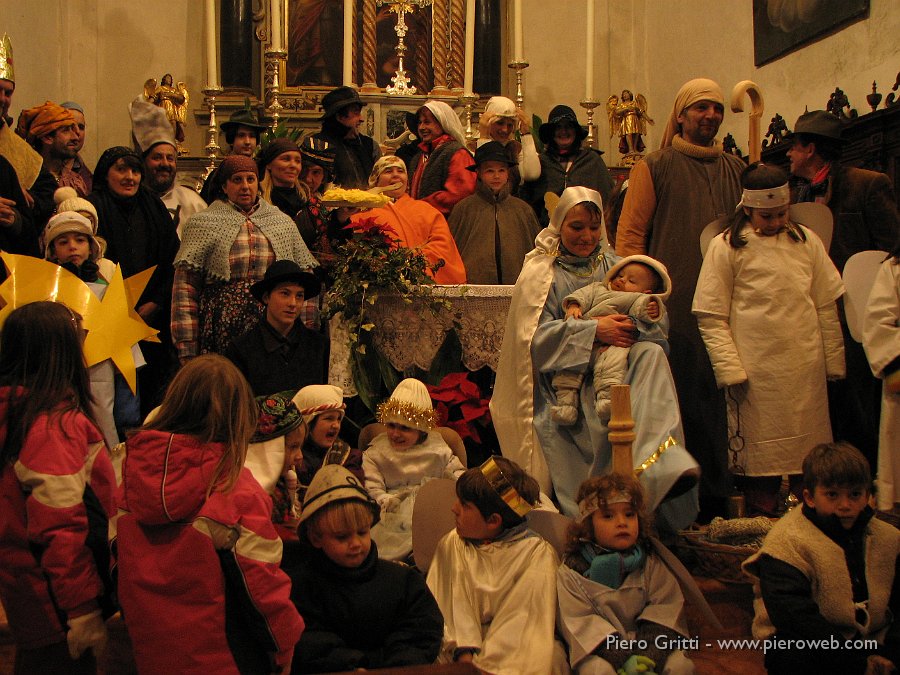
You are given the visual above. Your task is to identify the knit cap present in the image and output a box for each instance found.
[292,384,346,427]
[367,154,406,188]
[297,464,379,528]
[251,391,304,442]
[42,211,101,262]
[376,378,439,432]
[54,186,98,227]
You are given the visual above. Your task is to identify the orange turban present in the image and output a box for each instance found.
[16,101,75,143]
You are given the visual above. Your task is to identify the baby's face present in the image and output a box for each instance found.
[609,263,655,294]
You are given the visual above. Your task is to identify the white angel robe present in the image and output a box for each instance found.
[426,527,559,675]
[862,259,900,510]
[693,226,845,476]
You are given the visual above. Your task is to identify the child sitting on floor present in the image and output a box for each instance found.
[743,442,900,675]
[552,254,670,424]
[282,464,443,673]
[363,378,466,561]
[556,473,694,674]
[426,456,558,675]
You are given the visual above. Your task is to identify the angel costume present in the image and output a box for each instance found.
[363,431,465,561]
[557,554,694,674]
[693,224,845,476]
[426,525,559,675]
[490,187,698,528]
[862,258,900,510]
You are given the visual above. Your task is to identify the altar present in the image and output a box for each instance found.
[329,284,513,395]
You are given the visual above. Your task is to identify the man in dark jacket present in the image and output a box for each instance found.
[224,259,327,396]
[311,86,380,189]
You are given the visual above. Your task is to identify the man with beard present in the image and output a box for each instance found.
[616,78,746,520]
[130,95,206,237]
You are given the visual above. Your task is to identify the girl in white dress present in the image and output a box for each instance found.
[693,163,845,515]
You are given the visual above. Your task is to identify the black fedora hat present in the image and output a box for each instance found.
[467,140,517,171]
[221,107,268,133]
[538,105,589,146]
[250,259,321,302]
[791,110,843,141]
[319,86,366,121]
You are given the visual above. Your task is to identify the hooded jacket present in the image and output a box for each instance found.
[114,429,303,674]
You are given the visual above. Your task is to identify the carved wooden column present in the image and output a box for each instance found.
[609,385,636,475]
[449,0,464,91]
[360,0,379,92]
[430,0,451,95]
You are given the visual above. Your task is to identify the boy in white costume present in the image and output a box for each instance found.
[426,456,559,675]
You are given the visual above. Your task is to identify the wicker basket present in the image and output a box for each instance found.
[677,526,759,584]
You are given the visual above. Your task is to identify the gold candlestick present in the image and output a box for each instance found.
[459,93,479,146]
[198,86,224,191]
[580,98,601,149]
[507,60,529,108]
[264,48,287,128]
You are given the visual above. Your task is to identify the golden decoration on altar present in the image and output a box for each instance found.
[0,253,159,393]
[607,90,654,166]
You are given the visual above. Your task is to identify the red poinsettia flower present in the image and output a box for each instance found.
[427,372,491,443]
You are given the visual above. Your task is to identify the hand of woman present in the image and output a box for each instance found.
[594,314,636,347]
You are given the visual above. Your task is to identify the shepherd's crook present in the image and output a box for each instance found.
[730,80,765,163]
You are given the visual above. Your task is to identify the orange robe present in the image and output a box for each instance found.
[351,194,467,284]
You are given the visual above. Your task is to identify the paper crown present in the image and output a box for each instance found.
[740,184,790,209]
[0,34,13,83]
[479,457,533,518]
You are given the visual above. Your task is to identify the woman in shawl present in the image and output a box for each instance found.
[88,146,180,414]
[489,187,699,532]
[171,154,317,363]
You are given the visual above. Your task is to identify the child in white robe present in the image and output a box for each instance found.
[363,378,465,561]
[556,473,694,674]
[426,456,559,675]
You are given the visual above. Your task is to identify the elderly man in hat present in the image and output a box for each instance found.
[312,86,381,189]
[521,103,613,225]
[16,100,85,230]
[789,109,900,470]
[200,106,268,204]
[130,96,207,238]
[224,259,327,396]
[616,78,746,519]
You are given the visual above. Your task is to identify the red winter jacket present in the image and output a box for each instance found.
[114,430,303,674]
[0,390,116,649]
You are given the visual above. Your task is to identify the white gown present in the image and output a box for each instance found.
[693,226,845,475]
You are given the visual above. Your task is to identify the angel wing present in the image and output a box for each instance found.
[606,95,620,138]
[175,82,190,123]
[635,93,654,125]
[143,78,158,103]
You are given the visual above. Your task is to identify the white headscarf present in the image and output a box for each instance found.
[660,78,725,149]
[420,100,468,149]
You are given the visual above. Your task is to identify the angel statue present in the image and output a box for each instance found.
[143,73,189,154]
[607,89,654,165]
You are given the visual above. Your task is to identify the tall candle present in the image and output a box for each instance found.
[205,0,219,89]
[270,0,283,51]
[513,0,523,62]
[585,0,594,100]
[343,0,353,85]
[464,0,475,94]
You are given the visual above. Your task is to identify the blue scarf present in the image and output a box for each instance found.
[580,542,646,589]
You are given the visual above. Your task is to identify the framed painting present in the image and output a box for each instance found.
[753,0,869,67]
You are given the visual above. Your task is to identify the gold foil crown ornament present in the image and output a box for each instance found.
[0,34,13,83]
[479,457,534,518]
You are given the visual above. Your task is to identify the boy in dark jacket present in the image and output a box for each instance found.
[282,465,443,673]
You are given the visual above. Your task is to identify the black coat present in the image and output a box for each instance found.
[282,541,443,673]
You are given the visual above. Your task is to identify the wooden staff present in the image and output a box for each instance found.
[608,384,635,475]
[730,80,764,163]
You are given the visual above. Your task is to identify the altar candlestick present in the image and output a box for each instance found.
[514,0,523,62]
[585,0,594,100]
[343,0,353,85]
[270,0,283,52]
[205,0,219,89]
[464,0,475,94]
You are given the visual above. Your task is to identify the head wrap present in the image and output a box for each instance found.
[660,78,725,149]
[577,488,635,522]
[531,186,606,257]
[16,101,75,143]
[257,138,300,175]
[93,146,143,192]
[367,154,406,188]
[292,384,346,427]
[376,378,439,433]
[418,100,467,149]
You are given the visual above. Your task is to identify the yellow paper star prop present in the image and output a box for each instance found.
[0,253,159,393]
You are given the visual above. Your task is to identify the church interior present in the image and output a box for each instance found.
[0,1,899,673]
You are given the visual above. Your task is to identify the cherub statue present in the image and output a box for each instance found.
[143,73,189,153]
[607,90,654,163]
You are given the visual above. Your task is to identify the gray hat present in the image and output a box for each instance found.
[792,110,843,141]
[297,464,379,528]
[129,96,175,153]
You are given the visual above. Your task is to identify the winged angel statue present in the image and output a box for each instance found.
[143,74,189,153]
[607,90,653,164]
